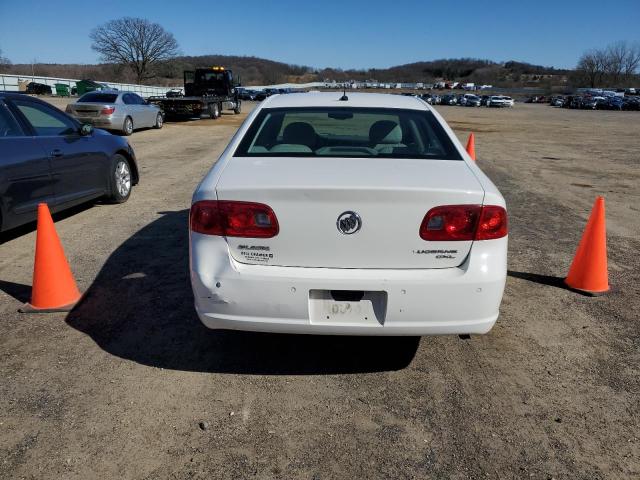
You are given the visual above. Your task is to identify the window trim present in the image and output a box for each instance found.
[234,106,463,161]
[8,97,80,137]
[0,100,26,137]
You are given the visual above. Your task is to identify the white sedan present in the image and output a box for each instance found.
[189,92,508,335]
[487,95,515,108]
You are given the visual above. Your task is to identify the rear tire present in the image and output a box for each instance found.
[122,116,133,136]
[107,154,132,204]
[209,103,220,119]
[154,113,163,129]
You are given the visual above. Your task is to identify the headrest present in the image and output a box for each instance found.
[369,120,402,144]
[283,122,316,148]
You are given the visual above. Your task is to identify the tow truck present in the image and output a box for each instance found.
[148,66,241,120]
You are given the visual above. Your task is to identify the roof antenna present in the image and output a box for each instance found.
[339,83,348,101]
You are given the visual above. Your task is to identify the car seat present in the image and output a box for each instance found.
[369,120,406,154]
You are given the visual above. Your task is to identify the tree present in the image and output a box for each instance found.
[575,41,640,88]
[576,50,604,87]
[0,48,11,72]
[90,17,179,84]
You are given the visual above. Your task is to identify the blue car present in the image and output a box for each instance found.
[0,93,139,233]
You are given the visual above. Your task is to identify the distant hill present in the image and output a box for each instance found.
[7,55,572,88]
[317,58,572,86]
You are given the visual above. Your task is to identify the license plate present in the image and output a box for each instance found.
[308,290,387,325]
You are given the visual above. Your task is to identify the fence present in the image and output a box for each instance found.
[0,73,179,98]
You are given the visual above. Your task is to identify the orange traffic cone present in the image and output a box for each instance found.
[20,204,81,313]
[564,196,609,295]
[466,132,476,161]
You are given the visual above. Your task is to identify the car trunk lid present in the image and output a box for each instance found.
[216,157,484,269]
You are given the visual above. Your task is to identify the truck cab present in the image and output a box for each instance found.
[185,67,235,98]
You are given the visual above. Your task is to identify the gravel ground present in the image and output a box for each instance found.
[1,98,638,479]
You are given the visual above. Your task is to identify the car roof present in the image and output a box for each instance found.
[261,92,430,110]
[0,92,48,102]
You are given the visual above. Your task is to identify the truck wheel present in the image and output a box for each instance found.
[234,101,242,114]
[209,103,220,119]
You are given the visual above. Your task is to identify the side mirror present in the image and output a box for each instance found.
[80,123,93,136]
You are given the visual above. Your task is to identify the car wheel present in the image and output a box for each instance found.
[123,116,134,136]
[209,103,220,119]
[154,113,163,129]
[108,154,132,203]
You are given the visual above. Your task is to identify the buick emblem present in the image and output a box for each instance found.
[337,211,362,235]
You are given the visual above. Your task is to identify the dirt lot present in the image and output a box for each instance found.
[1,98,639,479]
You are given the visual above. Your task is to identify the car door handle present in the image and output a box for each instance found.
[50,149,63,158]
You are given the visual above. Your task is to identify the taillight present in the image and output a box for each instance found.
[420,205,480,241]
[475,205,508,240]
[101,106,115,115]
[420,205,507,241]
[190,200,279,238]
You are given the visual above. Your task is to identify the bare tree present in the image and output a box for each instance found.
[605,41,627,84]
[90,17,179,84]
[576,41,640,88]
[0,48,11,72]
[576,50,606,87]
[621,42,640,77]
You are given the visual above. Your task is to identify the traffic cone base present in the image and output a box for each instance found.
[20,203,82,313]
[563,281,609,297]
[19,300,79,314]
[564,196,609,295]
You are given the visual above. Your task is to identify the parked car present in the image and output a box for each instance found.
[238,89,258,101]
[580,96,606,110]
[487,96,514,107]
[165,89,184,98]
[254,90,268,101]
[0,93,139,233]
[189,92,508,335]
[25,82,52,95]
[550,96,565,107]
[480,95,491,106]
[608,97,625,110]
[561,95,575,108]
[440,94,457,105]
[569,96,584,109]
[465,95,481,107]
[622,97,640,110]
[66,91,163,136]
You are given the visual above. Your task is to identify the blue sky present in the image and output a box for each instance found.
[1,0,638,69]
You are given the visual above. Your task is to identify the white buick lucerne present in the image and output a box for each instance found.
[189,92,508,335]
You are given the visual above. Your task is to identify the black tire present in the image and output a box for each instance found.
[107,154,132,203]
[122,116,134,136]
[154,112,164,129]
[209,103,220,119]
[234,101,242,114]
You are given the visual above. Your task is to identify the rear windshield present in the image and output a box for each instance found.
[78,93,118,103]
[235,107,462,160]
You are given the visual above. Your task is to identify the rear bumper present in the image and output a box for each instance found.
[73,114,124,130]
[190,235,507,336]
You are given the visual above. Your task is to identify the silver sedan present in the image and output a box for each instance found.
[66,90,163,135]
